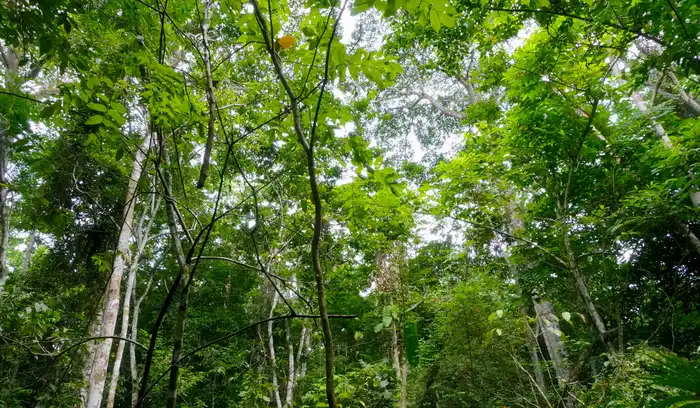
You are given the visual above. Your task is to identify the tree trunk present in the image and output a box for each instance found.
[196,0,218,189]
[131,269,154,408]
[522,306,546,393]
[0,45,18,294]
[86,135,150,408]
[81,302,104,407]
[250,4,339,404]
[21,231,36,274]
[106,196,159,408]
[267,291,283,408]
[533,298,569,387]
[284,319,295,408]
[561,231,607,339]
[163,146,192,408]
[300,326,310,379]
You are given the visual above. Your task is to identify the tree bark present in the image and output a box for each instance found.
[106,195,160,408]
[86,135,150,408]
[131,269,154,408]
[20,231,36,274]
[0,45,17,293]
[196,0,218,189]
[268,291,283,408]
[163,146,192,408]
[533,298,569,387]
[81,301,104,407]
[561,231,607,339]
[283,318,295,408]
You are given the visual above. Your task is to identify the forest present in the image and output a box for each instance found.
[1,0,700,407]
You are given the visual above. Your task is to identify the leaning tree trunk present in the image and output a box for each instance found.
[86,135,150,408]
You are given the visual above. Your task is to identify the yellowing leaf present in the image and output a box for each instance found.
[278,35,295,49]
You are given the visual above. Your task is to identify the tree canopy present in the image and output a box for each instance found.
[1,0,700,407]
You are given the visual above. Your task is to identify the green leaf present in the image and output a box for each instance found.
[382,315,392,327]
[107,109,126,126]
[115,147,124,161]
[374,322,384,333]
[85,115,103,125]
[496,309,503,318]
[111,102,127,114]
[87,102,107,112]
[562,312,571,322]
[86,77,100,90]
[40,104,56,118]
[429,9,441,31]
[496,328,502,336]
[439,11,456,28]
[84,133,99,146]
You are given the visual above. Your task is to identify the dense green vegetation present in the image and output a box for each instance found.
[1,0,699,406]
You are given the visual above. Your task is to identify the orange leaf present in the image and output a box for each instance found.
[278,35,295,49]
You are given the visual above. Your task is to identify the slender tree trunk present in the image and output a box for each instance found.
[86,135,150,408]
[81,302,104,407]
[162,144,192,408]
[106,195,160,408]
[20,231,36,274]
[284,319,295,408]
[0,45,18,294]
[251,4,340,404]
[522,306,547,393]
[267,291,283,408]
[196,0,218,189]
[105,257,139,408]
[300,327,310,379]
[533,298,569,387]
[131,269,154,408]
[561,231,607,340]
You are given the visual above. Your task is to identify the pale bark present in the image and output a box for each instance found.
[283,319,295,408]
[613,61,673,148]
[399,335,408,408]
[81,302,104,407]
[614,60,700,252]
[403,91,467,120]
[268,291,283,408]
[20,231,36,274]
[106,195,160,408]
[533,298,569,387]
[562,231,607,339]
[86,135,150,408]
[300,327,310,378]
[666,71,700,116]
[0,45,17,293]
[522,306,546,393]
